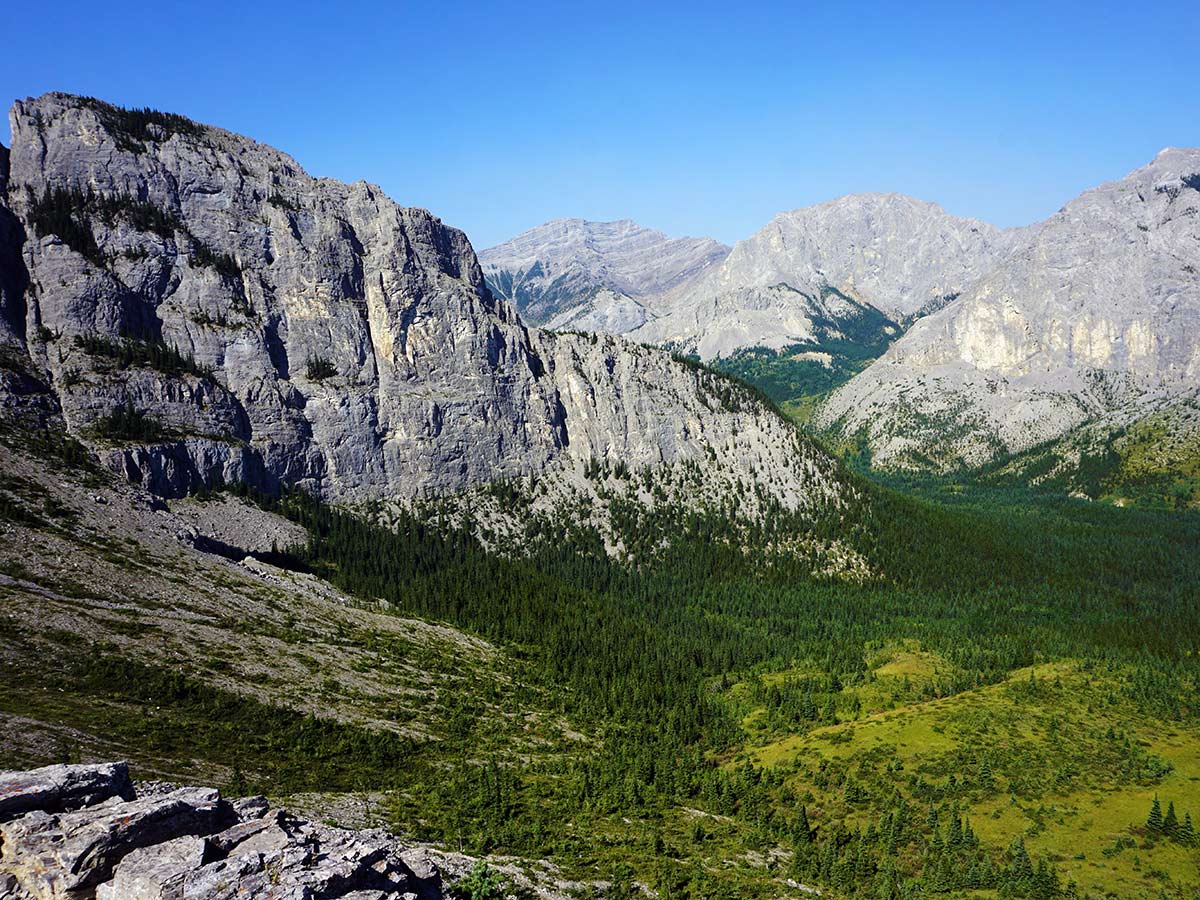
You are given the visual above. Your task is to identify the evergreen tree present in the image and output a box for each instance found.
[1178,812,1195,846]
[947,814,964,849]
[1147,795,1164,832]
[1163,800,1178,836]
[795,805,812,844]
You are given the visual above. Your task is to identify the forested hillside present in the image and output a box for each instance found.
[4,407,1194,899]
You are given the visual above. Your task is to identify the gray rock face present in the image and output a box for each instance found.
[631,193,1020,359]
[543,287,651,334]
[0,762,541,900]
[0,762,134,822]
[815,149,1200,468]
[0,93,839,518]
[0,785,222,896]
[480,218,729,327]
[0,142,28,347]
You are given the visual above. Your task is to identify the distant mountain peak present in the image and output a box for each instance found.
[480,218,729,328]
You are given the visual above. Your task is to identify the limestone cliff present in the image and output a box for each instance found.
[814,149,1200,468]
[0,93,843,525]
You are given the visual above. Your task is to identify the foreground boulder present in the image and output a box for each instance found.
[0,786,222,897]
[0,763,461,900]
[0,762,134,822]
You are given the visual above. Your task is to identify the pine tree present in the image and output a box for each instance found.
[1147,795,1164,832]
[1178,812,1195,846]
[796,805,812,844]
[1163,800,1178,836]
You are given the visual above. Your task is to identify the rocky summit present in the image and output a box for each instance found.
[814,148,1200,469]
[630,193,1021,360]
[480,218,729,330]
[0,93,843,528]
[0,762,528,900]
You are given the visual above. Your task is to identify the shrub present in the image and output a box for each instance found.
[449,863,516,900]
[306,355,337,381]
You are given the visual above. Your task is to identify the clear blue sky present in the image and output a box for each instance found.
[3,0,1198,249]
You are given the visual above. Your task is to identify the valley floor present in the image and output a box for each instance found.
[1,424,1198,900]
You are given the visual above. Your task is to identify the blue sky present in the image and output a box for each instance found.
[3,0,1198,248]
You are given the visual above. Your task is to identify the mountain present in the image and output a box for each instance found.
[814,148,1200,474]
[479,217,729,328]
[630,193,1020,360]
[483,196,1025,419]
[0,93,848,550]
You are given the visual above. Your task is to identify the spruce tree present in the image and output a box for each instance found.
[1163,800,1178,836]
[1178,812,1195,846]
[1147,795,1164,832]
[796,805,812,844]
[947,814,963,849]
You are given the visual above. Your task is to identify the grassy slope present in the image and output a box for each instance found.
[0,436,581,801]
[739,649,1200,898]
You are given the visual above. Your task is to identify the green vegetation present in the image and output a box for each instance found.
[305,355,338,381]
[215,468,1199,897]
[699,292,900,422]
[996,405,1200,509]
[3,418,1198,897]
[26,184,241,278]
[267,193,299,212]
[449,862,525,900]
[88,402,167,442]
[190,241,241,278]
[27,186,185,267]
[0,645,413,793]
[73,331,213,379]
[79,96,205,154]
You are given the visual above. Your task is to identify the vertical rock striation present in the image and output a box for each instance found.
[0,93,842,522]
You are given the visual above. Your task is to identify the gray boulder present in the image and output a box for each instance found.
[0,787,221,897]
[0,762,134,822]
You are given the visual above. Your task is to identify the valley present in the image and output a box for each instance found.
[0,89,1196,900]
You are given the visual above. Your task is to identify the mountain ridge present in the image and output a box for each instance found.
[0,92,850,552]
[814,145,1200,472]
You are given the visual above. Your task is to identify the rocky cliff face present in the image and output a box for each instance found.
[479,218,729,329]
[0,93,842,523]
[630,193,1020,360]
[814,149,1200,468]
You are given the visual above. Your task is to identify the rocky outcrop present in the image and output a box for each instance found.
[630,193,1020,360]
[542,287,650,334]
[0,762,133,821]
[484,196,1021,363]
[0,763,479,900]
[815,149,1200,469]
[480,218,729,328]
[0,93,842,521]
